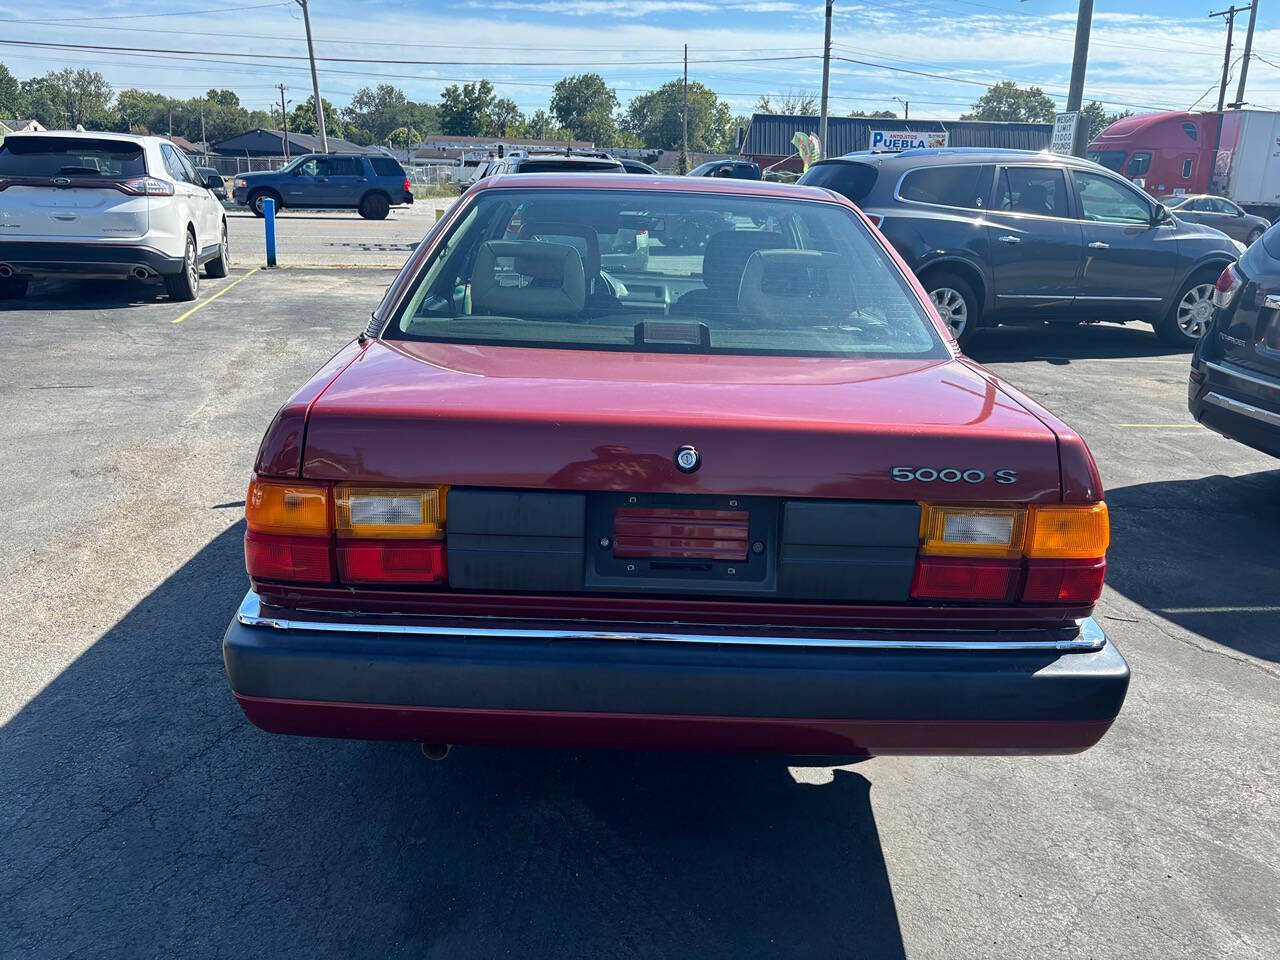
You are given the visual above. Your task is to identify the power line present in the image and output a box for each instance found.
[0,1,292,23]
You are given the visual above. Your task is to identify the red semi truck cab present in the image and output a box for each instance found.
[1087,110,1217,198]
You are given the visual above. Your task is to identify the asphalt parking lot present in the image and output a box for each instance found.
[1,265,1277,959]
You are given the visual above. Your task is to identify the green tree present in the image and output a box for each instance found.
[1082,101,1130,142]
[525,108,569,141]
[488,97,525,137]
[288,95,346,141]
[21,69,115,128]
[550,73,619,144]
[0,62,20,118]
[114,88,171,134]
[344,84,412,143]
[388,125,421,151]
[439,80,497,136]
[849,109,897,119]
[962,81,1058,123]
[755,91,817,116]
[622,79,735,153]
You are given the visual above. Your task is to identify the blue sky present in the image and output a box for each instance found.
[1,0,1278,120]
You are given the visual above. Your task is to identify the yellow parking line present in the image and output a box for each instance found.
[171,268,261,325]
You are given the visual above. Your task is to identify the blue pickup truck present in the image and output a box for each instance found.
[232,153,413,219]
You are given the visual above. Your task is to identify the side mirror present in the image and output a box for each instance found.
[1152,203,1171,226]
[204,172,223,190]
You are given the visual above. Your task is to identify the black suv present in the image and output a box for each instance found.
[232,153,413,219]
[1189,223,1280,459]
[799,148,1240,347]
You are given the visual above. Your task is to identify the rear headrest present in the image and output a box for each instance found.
[518,220,601,275]
[737,249,854,324]
[471,239,586,318]
[701,230,789,294]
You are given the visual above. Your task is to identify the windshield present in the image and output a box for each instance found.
[0,137,146,178]
[389,188,944,358]
[1087,150,1127,173]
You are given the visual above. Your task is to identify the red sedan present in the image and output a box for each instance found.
[224,174,1127,757]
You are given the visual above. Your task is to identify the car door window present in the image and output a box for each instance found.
[298,158,325,177]
[329,157,362,176]
[995,167,1069,218]
[1075,171,1152,224]
[1124,152,1151,178]
[160,144,186,183]
[173,149,201,186]
[1207,198,1238,215]
[899,164,992,209]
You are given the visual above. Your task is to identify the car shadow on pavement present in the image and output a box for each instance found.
[0,521,906,960]
[0,277,181,310]
[1105,469,1280,662]
[966,322,1185,364]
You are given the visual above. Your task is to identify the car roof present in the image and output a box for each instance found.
[822,147,1099,168]
[474,172,840,202]
[3,129,154,145]
[515,154,622,165]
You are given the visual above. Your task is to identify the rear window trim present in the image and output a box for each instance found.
[377,185,944,356]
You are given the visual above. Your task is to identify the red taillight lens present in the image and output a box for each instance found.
[1213,262,1241,309]
[338,540,446,584]
[1022,557,1107,605]
[910,557,1019,602]
[403,177,412,193]
[245,531,334,583]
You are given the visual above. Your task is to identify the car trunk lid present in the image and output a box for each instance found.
[302,340,1063,503]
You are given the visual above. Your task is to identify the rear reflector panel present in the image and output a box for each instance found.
[911,557,1020,602]
[1022,557,1107,604]
[339,541,447,584]
[613,507,749,561]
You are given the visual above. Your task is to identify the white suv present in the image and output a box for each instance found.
[0,131,228,301]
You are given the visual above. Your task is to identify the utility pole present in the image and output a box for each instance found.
[278,83,290,160]
[893,96,909,120]
[1211,6,1245,112]
[200,106,206,162]
[296,0,327,152]
[1065,0,1094,156]
[681,43,689,174]
[818,0,833,159]
[1232,0,1259,108]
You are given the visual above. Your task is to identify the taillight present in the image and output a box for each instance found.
[912,502,1109,605]
[336,486,446,539]
[243,478,450,586]
[244,477,333,583]
[402,177,412,193]
[1213,262,1241,309]
[117,176,175,197]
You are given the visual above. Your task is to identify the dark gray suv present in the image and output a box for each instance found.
[799,148,1240,347]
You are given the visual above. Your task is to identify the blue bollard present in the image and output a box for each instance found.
[263,197,277,268]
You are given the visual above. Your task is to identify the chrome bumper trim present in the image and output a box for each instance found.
[1204,391,1280,428]
[235,591,1106,653]
[1204,360,1280,393]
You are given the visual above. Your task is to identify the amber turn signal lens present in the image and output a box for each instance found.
[246,478,330,536]
[1026,502,1109,559]
[336,485,447,539]
[919,504,1026,558]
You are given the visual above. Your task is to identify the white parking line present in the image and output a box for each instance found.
[1158,605,1280,614]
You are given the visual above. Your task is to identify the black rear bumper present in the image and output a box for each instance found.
[1189,359,1280,458]
[223,592,1129,755]
[0,241,183,279]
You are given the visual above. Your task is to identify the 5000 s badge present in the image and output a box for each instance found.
[892,467,1018,484]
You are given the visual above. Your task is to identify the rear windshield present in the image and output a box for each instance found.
[0,137,146,178]
[389,188,944,359]
[370,157,405,177]
[797,161,879,204]
[516,159,621,173]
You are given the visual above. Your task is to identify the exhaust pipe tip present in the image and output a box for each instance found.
[131,267,151,280]
[0,265,13,279]
[420,742,452,762]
